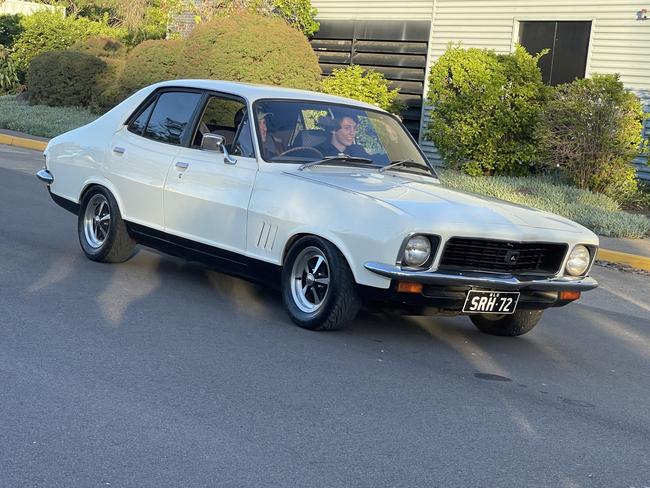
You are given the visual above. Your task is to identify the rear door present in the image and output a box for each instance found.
[108,89,203,230]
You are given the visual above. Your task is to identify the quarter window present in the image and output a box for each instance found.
[143,91,202,145]
[128,101,154,135]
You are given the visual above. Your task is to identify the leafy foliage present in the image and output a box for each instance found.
[537,73,648,202]
[439,169,650,238]
[0,14,23,48]
[190,0,319,36]
[425,44,548,176]
[27,50,107,107]
[180,12,321,90]
[11,10,127,80]
[0,44,19,94]
[117,39,181,96]
[321,65,403,114]
[70,35,126,58]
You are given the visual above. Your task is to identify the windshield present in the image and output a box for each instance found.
[252,99,430,169]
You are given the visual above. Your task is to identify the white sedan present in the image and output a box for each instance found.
[37,80,598,336]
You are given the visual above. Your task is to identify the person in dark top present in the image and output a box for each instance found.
[315,115,372,159]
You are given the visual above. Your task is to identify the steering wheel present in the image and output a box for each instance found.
[277,146,323,159]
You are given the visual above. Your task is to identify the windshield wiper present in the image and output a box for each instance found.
[378,159,437,178]
[298,154,375,171]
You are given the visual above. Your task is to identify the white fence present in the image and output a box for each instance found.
[0,0,64,16]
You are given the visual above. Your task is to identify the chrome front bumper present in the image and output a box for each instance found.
[36,169,54,184]
[364,262,598,292]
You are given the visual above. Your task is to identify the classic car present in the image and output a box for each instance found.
[36,79,599,336]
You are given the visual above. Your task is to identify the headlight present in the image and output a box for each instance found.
[403,235,431,267]
[565,245,591,276]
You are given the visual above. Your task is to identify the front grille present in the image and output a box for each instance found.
[439,238,568,275]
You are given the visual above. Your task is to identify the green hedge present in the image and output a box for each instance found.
[425,44,547,176]
[117,39,181,96]
[27,51,107,107]
[11,11,126,80]
[180,13,321,90]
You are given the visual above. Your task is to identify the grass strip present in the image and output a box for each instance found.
[438,169,650,239]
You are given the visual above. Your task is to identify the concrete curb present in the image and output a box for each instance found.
[0,133,47,152]
[596,249,650,272]
[2,132,650,272]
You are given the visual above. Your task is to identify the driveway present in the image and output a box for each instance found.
[1,144,649,487]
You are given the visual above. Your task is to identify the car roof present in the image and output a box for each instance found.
[153,79,387,112]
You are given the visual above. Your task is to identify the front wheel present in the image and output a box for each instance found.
[78,186,136,263]
[470,310,544,337]
[281,236,360,331]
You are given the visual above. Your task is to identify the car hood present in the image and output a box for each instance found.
[286,168,588,234]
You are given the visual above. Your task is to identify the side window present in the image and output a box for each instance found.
[143,91,202,145]
[128,100,154,135]
[192,95,249,152]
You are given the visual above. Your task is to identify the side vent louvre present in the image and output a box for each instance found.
[256,222,278,251]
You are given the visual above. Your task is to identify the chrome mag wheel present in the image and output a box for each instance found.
[290,246,331,313]
[83,193,111,249]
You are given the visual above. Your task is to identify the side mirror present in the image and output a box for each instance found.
[201,133,225,152]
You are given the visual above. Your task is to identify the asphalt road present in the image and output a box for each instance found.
[1,144,649,488]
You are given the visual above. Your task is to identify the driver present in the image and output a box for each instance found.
[258,111,282,159]
[315,115,372,159]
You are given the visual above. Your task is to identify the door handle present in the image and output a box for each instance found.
[113,146,126,155]
[175,161,189,170]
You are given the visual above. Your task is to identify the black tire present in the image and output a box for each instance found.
[281,236,361,331]
[78,186,136,263]
[470,309,544,337]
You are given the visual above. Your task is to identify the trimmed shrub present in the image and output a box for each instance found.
[11,11,127,80]
[180,13,321,90]
[0,44,19,94]
[117,39,181,96]
[425,44,548,176]
[0,14,23,48]
[537,73,648,202]
[71,36,127,59]
[27,50,107,107]
[321,65,403,114]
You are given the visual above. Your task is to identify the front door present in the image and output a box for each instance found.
[163,94,258,254]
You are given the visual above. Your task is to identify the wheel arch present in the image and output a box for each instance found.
[78,179,125,216]
[281,231,360,284]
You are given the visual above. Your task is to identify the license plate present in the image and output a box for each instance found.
[462,290,520,314]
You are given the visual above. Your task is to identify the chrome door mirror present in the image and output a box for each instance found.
[201,133,225,152]
[201,133,237,165]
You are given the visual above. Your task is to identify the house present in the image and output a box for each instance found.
[0,0,63,16]
[309,0,650,179]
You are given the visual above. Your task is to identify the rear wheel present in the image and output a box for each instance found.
[78,186,136,263]
[470,310,543,337]
[282,236,360,331]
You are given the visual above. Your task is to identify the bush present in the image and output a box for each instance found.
[11,11,127,80]
[321,65,402,114]
[180,13,321,90]
[537,73,648,202]
[71,36,126,59]
[190,0,319,36]
[425,44,548,176]
[0,44,19,94]
[117,39,181,96]
[27,50,107,107]
[0,14,23,48]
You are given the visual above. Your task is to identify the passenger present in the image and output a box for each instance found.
[315,115,372,159]
[258,111,282,159]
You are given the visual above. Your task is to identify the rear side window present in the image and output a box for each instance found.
[142,91,202,145]
[129,101,154,135]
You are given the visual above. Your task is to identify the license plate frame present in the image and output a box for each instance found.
[462,290,520,314]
